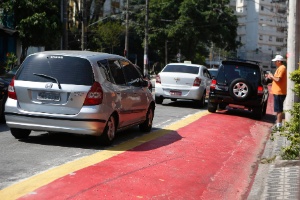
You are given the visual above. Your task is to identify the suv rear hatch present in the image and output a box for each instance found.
[13,54,94,115]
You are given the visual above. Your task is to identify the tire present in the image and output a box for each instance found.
[155,96,163,104]
[252,106,263,120]
[195,93,205,108]
[99,115,116,146]
[139,106,154,132]
[219,103,227,110]
[229,78,252,101]
[11,128,31,139]
[262,98,268,115]
[208,102,217,113]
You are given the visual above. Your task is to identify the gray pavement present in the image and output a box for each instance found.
[248,130,300,200]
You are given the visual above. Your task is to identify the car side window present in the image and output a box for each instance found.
[97,59,113,82]
[203,69,211,79]
[119,60,142,85]
[108,60,126,85]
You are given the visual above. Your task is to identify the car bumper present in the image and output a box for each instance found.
[155,85,204,100]
[209,93,266,107]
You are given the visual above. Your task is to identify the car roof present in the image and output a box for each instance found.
[167,63,205,67]
[28,50,125,60]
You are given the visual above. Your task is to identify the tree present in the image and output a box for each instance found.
[91,21,125,54]
[0,0,62,61]
[132,0,239,64]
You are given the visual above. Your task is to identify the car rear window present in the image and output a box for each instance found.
[217,63,260,84]
[162,65,199,74]
[16,55,94,85]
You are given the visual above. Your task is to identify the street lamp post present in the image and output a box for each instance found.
[124,0,129,58]
[81,0,87,50]
[143,0,149,76]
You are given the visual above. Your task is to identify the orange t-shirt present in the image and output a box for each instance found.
[271,64,287,95]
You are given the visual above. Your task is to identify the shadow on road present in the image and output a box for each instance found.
[17,127,181,151]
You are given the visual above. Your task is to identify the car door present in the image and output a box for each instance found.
[120,59,148,123]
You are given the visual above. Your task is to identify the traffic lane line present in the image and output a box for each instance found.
[0,112,210,200]
[17,112,271,199]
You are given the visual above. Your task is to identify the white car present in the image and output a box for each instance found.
[155,63,212,107]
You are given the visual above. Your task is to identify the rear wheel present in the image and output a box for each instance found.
[155,96,163,104]
[208,102,217,113]
[139,106,154,132]
[219,103,227,110]
[252,106,263,120]
[262,99,268,115]
[11,128,31,139]
[99,115,116,146]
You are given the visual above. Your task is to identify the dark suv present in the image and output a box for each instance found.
[207,59,269,119]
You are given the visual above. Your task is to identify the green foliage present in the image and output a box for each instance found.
[132,0,238,64]
[276,69,300,160]
[5,53,18,72]
[90,21,125,53]
[0,0,61,57]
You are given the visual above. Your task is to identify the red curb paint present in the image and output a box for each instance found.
[19,93,274,200]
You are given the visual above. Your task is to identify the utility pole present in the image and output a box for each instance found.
[81,0,87,50]
[124,0,129,58]
[143,0,149,76]
[285,0,300,121]
[62,0,68,50]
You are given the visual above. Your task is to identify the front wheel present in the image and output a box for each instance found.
[11,128,31,139]
[99,115,116,146]
[139,106,154,132]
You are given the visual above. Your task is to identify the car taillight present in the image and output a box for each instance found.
[8,77,17,100]
[193,77,201,86]
[257,86,264,95]
[84,82,103,105]
[156,74,161,84]
[210,79,217,90]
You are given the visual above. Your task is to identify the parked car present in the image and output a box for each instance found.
[5,51,155,146]
[0,67,17,122]
[208,68,218,78]
[208,59,269,119]
[155,63,212,107]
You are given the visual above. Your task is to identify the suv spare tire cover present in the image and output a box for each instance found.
[229,78,252,101]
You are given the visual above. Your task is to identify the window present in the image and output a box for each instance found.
[17,55,94,85]
[98,59,113,83]
[108,60,126,85]
[276,38,284,42]
[261,6,264,11]
[259,35,263,40]
[120,60,142,86]
[269,36,272,41]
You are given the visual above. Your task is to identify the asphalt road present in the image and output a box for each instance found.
[0,99,205,190]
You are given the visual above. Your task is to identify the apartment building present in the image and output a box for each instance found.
[231,0,288,71]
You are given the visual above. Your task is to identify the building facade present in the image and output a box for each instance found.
[231,0,287,72]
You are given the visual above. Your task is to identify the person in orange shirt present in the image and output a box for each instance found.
[267,55,287,129]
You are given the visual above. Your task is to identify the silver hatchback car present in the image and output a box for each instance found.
[5,51,155,145]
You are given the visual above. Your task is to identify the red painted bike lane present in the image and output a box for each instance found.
[13,96,274,200]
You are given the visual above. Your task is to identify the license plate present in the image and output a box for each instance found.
[37,92,60,101]
[170,91,182,96]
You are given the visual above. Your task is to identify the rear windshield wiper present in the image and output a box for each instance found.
[33,73,62,89]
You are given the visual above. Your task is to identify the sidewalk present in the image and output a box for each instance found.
[248,128,300,199]
[248,93,300,199]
